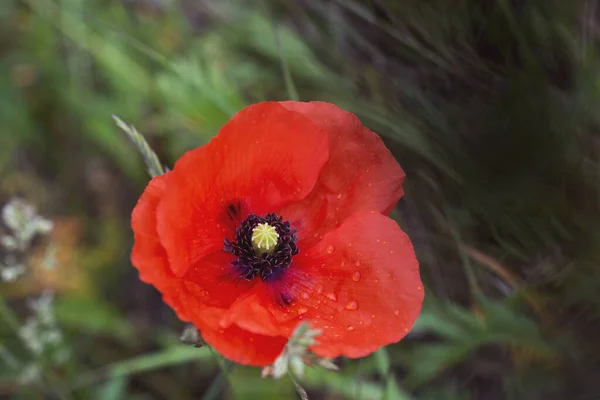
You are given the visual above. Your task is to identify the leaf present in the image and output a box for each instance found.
[229,366,295,400]
[75,346,213,388]
[403,343,473,386]
[302,367,384,400]
[54,294,135,343]
[95,377,127,400]
[375,348,413,400]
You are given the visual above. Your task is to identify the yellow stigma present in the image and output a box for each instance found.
[251,223,279,254]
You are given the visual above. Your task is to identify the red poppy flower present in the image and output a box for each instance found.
[131,101,424,366]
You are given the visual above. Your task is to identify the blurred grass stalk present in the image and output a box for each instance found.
[112,116,166,178]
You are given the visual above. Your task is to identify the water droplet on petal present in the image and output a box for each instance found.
[326,245,335,254]
[326,292,338,302]
[394,310,400,316]
[389,250,394,254]
[355,261,361,267]
[337,193,343,199]
[352,271,361,282]
[298,307,308,315]
[368,183,373,187]
[347,325,355,331]
[301,292,309,300]
[316,284,324,294]
[374,279,379,283]
[346,300,359,310]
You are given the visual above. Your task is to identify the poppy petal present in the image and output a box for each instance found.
[131,173,193,321]
[279,101,405,249]
[193,307,287,366]
[278,210,424,359]
[157,102,329,277]
[219,289,282,336]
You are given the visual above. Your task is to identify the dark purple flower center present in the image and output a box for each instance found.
[224,213,298,281]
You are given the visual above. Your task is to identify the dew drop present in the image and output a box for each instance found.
[341,261,346,267]
[301,292,309,300]
[316,284,324,294]
[347,325,355,331]
[368,183,373,187]
[298,307,308,315]
[352,271,361,282]
[355,261,361,267]
[326,292,338,302]
[389,250,394,254]
[417,285,423,290]
[337,193,343,199]
[374,279,379,283]
[326,245,335,254]
[394,310,400,316]
[346,300,359,310]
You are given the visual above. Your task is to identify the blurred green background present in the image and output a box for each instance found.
[2,0,600,399]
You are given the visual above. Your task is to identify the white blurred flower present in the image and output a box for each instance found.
[1,264,26,282]
[1,198,53,250]
[1,235,18,250]
[19,364,41,385]
[19,292,64,361]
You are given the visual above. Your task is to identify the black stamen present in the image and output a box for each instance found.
[223,213,298,283]
[280,292,293,306]
[226,202,240,221]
